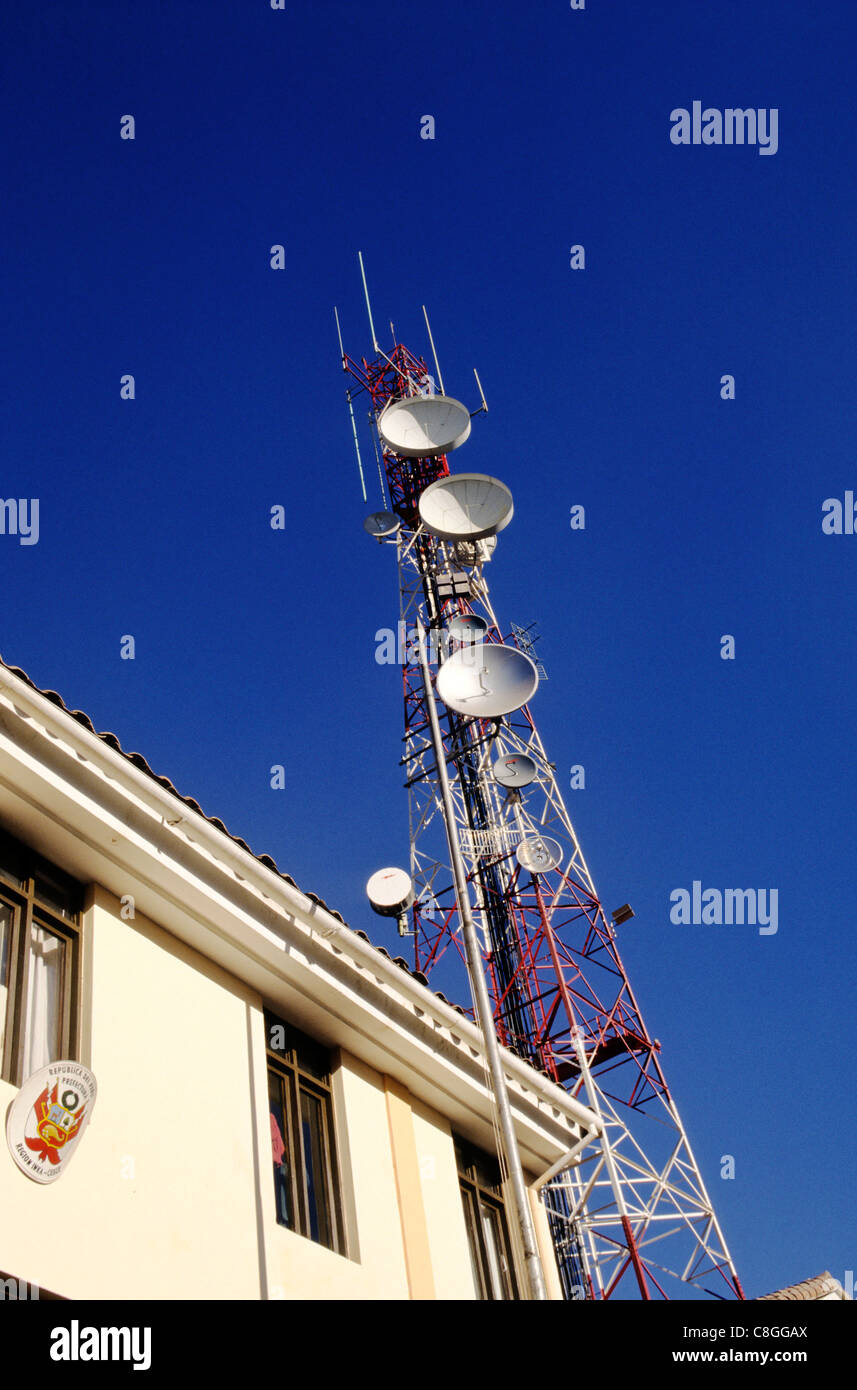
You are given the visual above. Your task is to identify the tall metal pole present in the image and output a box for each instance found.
[415,619,547,1301]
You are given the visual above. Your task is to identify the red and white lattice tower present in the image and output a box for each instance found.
[339,316,744,1302]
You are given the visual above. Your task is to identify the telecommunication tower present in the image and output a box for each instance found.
[336,263,744,1301]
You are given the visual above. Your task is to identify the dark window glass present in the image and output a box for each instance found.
[265,1009,343,1255]
[32,874,77,920]
[268,1071,294,1231]
[461,1188,487,1299]
[0,833,26,887]
[294,1035,331,1082]
[264,1011,331,1081]
[300,1089,333,1248]
[0,829,81,1087]
[0,902,12,1063]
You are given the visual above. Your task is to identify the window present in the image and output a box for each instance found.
[0,830,82,1087]
[264,1009,344,1255]
[455,1134,519,1300]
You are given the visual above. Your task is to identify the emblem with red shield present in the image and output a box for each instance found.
[6,1061,97,1184]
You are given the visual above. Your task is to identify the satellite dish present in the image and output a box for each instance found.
[377,395,471,458]
[363,510,400,538]
[418,474,514,542]
[436,644,539,718]
[446,614,488,644]
[516,836,563,873]
[492,753,538,789]
[366,867,414,917]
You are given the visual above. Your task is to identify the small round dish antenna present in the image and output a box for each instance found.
[516,836,563,873]
[366,867,414,917]
[435,644,539,718]
[418,474,514,541]
[377,395,471,458]
[363,510,400,538]
[446,614,488,644]
[492,753,538,789]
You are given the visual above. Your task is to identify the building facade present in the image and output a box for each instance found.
[0,657,597,1300]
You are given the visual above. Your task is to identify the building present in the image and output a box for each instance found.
[758,1273,850,1303]
[0,655,597,1300]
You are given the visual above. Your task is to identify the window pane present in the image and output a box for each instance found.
[268,1071,294,1230]
[32,874,77,919]
[480,1200,513,1299]
[0,901,12,1061]
[461,1187,487,1299]
[265,1010,331,1081]
[18,924,66,1083]
[265,1011,293,1063]
[293,1034,330,1081]
[300,1088,333,1249]
[472,1151,503,1197]
[0,833,25,887]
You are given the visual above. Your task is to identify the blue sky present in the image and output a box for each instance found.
[2,1,855,1299]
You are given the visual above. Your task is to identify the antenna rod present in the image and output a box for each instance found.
[369,417,389,508]
[414,618,547,1302]
[335,307,367,500]
[422,305,445,396]
[346,390,367,502]
[474,367,488,412]
[358,251,379,352]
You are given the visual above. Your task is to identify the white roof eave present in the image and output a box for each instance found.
[0,666,600,1168]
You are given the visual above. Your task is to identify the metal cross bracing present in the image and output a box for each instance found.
[341,335,744,1302]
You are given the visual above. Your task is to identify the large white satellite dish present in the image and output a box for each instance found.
[377,395,471,458]
[435,644,539,718]
[418,474,514,542]
[516,836,563,873]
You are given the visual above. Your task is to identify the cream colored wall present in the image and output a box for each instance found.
[411,1099,478,1300]
[382,1075,435,1298]
[529,1186,565,1300]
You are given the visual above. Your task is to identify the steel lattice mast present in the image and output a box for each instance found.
[340,326,744,1302]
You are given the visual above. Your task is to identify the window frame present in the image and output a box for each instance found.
[455,1134,520,1300]
[264,1009,345,1256]
[0,831,82,1087]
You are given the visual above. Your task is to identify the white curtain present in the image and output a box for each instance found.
[21,925,62,1080]
[480,1202,506,1298]
[0,903,11,1061]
